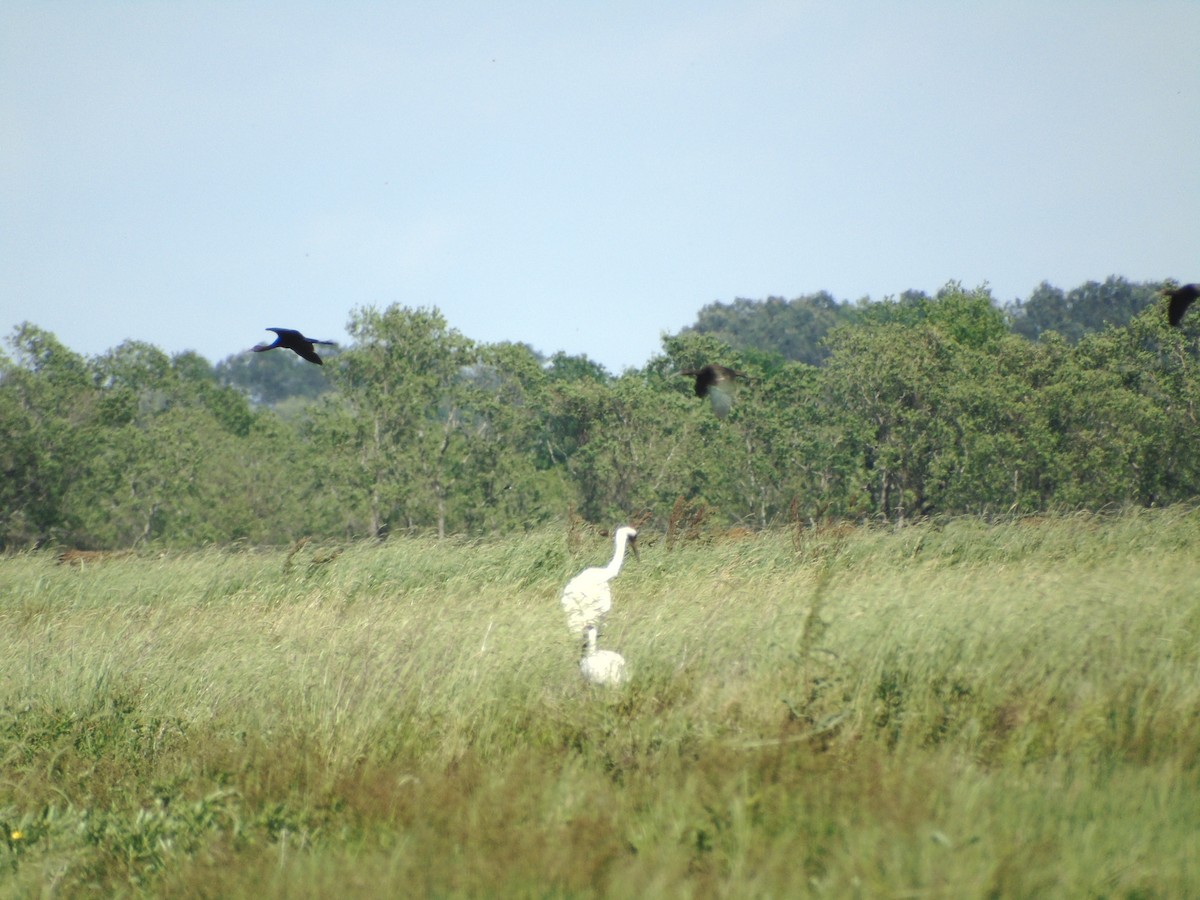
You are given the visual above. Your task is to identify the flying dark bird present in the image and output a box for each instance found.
[251,328,336,365]
[1164,284,1200,328]
[678,364,747,419]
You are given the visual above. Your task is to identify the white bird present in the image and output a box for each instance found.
[560,526,639,636]
[579,625,626,686]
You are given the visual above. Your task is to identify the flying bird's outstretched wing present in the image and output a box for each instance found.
[285,337,326,365]
[1165,284,1199,328]
[679,364,747,419]
[252,328,336,365]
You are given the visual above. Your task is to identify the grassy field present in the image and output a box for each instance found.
[2,507,1199,898]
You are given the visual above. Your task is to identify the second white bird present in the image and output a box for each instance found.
[580,624,626,686]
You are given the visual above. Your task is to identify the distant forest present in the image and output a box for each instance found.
[3,276,1196,550]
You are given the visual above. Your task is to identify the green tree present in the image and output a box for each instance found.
[1128,307,1200,502]
[1007,276,1158,343]
[1029,308,1196,508]
[856,282,1007,346]
[451,341,566,532]
[656,332,776,524]
[1036,337,1163,507]
[822,286,1020,521]
[0,325,101,546]
[681,292,856,365]
[543,365,696,524]
[823,322,952,521]
[65,341,294,546]
[323,305,481,538]
[544,350,611,384]
[216,344,336,406]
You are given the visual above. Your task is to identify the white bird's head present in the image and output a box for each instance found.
[616,525,639,562]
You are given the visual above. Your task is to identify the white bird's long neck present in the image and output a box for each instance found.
[602,531,629,579]
[583,628,598,655]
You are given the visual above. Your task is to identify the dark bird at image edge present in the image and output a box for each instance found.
[1165,284,1199,328]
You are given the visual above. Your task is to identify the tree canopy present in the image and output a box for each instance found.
[2,277,1194,549]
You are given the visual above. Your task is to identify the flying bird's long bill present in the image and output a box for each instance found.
[628,535,640,562]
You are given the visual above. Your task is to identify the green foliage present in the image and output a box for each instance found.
[216,343,336,407]
[683,291,856,365]
[0,325,106,546]
[1007,275,1159,342]
[456,342,566,531]
[2,276,1199,548]
[544,350,611,383]
[0,326,316,549]
[854,282,1008,348]
[819,283,1200,521]
[1,511,1198,895]
[312,306,564,537]
[547,371,695,522]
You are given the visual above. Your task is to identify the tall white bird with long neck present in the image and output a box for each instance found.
[560,526,639,636]
[579,625,626,686]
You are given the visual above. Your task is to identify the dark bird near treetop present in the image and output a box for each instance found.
[1165,284,1199,328]
[677,364,747,419]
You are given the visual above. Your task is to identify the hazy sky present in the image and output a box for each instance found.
[3,2,1197,373]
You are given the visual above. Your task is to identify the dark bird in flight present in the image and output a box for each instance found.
[251,328,336,365]
[1164,284,1200,328]
[677,364,747,419]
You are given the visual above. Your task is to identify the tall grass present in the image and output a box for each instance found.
[2,508,1199,897]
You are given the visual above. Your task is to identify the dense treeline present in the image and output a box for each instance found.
[2,278,1196,549]
[682,275,1160,363]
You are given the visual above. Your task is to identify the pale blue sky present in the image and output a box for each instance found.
[2,2,1197,373]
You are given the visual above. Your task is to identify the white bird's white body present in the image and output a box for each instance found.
[560,526,638,636]
[580,625,626,686]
